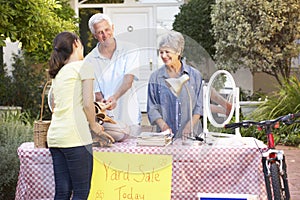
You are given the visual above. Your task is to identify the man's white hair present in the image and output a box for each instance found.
[88,13,113,35]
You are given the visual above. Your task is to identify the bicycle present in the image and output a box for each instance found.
[224,112,300,200]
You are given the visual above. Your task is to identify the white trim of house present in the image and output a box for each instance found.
[71,0,184,18]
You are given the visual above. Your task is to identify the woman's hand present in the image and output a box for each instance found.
[182,114,200,140]
[99,131,115,143]
[90,123,115,143]
[156,118,171,132]
[182,123,191,140]
[90,123,104,135]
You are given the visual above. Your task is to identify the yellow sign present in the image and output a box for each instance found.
[88,152,173,200]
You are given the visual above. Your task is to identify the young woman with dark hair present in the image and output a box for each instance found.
[47,31,114,199]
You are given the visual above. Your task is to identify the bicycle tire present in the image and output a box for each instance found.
[270,163,284,200]
[282,156,290,200]
[262,157,273,200]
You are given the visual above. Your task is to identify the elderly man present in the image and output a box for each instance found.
[84,13,141,129]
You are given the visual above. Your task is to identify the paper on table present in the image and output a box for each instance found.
[138,129,173,138]
[137,129,173,146]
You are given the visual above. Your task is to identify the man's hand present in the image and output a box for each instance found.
[106,96,117,110]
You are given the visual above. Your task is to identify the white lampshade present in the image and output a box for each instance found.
[165,74,190,96]
[165,73,198,145]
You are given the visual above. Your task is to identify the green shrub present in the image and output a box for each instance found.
[173,0,216,57]
[242,76,300,146]
[173,0,216,80]
[0,54,52,122]
[0,111,33,199]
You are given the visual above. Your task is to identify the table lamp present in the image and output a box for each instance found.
[165,74,199,145]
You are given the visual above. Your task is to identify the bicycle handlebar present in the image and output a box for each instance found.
[224,112,300,129]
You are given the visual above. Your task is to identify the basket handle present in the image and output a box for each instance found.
[39,81,52,121]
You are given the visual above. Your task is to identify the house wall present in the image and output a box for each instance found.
[253,67,300,97]
[232,68,253,96]
[253,72,279,95]
[3,39,21,76]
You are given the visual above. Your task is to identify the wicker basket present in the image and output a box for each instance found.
[34,81,51,148]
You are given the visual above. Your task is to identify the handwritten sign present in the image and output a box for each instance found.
[88,152,173,200]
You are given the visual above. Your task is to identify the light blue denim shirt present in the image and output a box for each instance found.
[147,61,203,138]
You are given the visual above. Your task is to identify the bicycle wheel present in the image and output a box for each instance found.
[270,163,283,200]
[282,156,290,200]
[262,157,272,200]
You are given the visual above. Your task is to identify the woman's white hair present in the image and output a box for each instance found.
[158,31,185,56]
[88,13,113,35]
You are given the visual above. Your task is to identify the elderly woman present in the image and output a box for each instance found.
[147,31,203,139]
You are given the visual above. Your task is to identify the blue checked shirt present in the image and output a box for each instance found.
[147,61,203,138]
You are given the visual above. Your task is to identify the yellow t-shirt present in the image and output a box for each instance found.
[47,61,94,148]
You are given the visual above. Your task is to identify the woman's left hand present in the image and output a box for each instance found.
[90,123,104,134]
[91,123,115,144]
[98,131,115,144]
[182,124,191,140]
